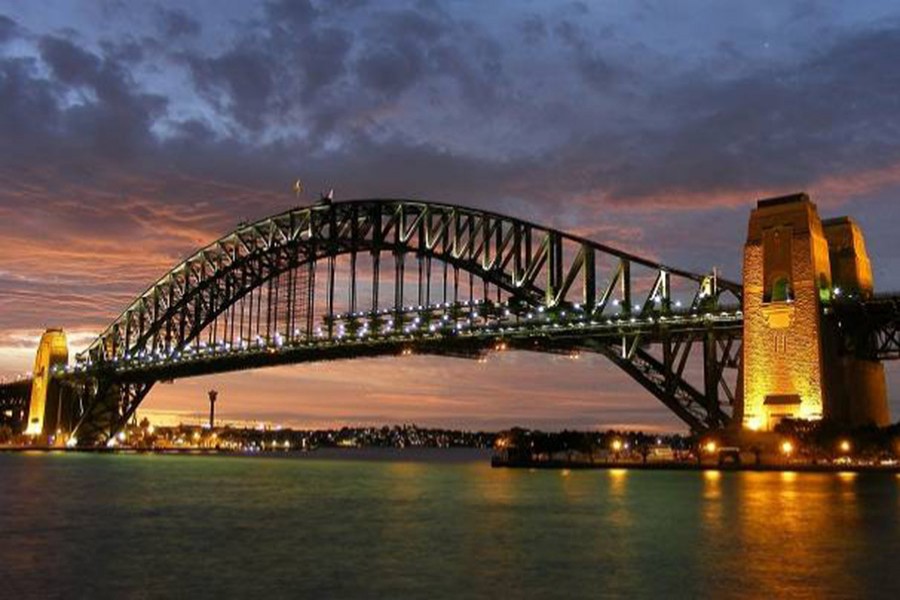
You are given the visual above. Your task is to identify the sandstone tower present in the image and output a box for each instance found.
[741,193,889,431]
[25,328,69,438]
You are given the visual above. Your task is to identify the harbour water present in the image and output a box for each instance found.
[2,450,899,599]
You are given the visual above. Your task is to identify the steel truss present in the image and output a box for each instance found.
[831,295,900,361]
[12,200,745,444]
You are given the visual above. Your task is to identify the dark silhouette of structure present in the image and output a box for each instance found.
[208,389,218,429]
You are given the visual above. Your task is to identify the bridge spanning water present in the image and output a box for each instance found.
[1,194,898,446]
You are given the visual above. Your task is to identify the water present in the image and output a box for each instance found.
[1,451,899,599]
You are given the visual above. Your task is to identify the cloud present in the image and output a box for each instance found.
[188,46,276,131]
[155,7,201,39]
[0,34,167,164]
[554,19,619,90]
[265,0,319,26]
[520,14,547,45]
[0,14,17,44]
[39,36,101,85]
[355,41,424,96]
[296,26,353,89]
[596,25,900,204]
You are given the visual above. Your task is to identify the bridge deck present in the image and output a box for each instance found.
[57,306,743,383]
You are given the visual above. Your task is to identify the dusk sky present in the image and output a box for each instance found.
[1,0,898,431]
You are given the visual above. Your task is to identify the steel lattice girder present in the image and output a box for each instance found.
[830,295,900,360]
[30,199,747,444]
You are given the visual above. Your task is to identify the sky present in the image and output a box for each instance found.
[0,0,899,432]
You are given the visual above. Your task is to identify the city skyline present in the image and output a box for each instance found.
[2,1,899,430]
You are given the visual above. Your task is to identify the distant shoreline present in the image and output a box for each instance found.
[0,446,493,462]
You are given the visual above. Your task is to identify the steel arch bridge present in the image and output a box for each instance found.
[2,199,748,445]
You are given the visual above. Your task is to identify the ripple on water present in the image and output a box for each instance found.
[0,453,898,599]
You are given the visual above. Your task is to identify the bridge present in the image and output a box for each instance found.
[1,194,897,446]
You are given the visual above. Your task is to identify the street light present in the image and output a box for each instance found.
[781,440,794,456]
[839,439,851,454]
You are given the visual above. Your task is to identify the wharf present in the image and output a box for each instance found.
[491,457,900,473]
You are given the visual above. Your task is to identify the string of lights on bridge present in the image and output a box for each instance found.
[15,288,885,385]
[37,297,742,379]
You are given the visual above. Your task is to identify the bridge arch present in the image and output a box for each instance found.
[84,199,738,363]
[62,199,740,444]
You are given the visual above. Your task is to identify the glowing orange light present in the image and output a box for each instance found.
[781,441,794,455]
[839,440,851,453]
[611,439,623,452]
[704,441,717,454]
[25,329,69,436]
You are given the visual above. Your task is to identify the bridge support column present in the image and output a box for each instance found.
[740,194,889,432]
[25,328,69,441]
[741,194,832,431]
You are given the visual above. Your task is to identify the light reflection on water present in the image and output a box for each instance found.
[838,471,858,483]
[1,452,898,599]
[701,470,724,542]
[731,472,860,599]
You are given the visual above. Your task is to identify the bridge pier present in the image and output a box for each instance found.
[821,217,890,426]
[10,328,153,446]
[740,194,889,431]
[24,329,69,442]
